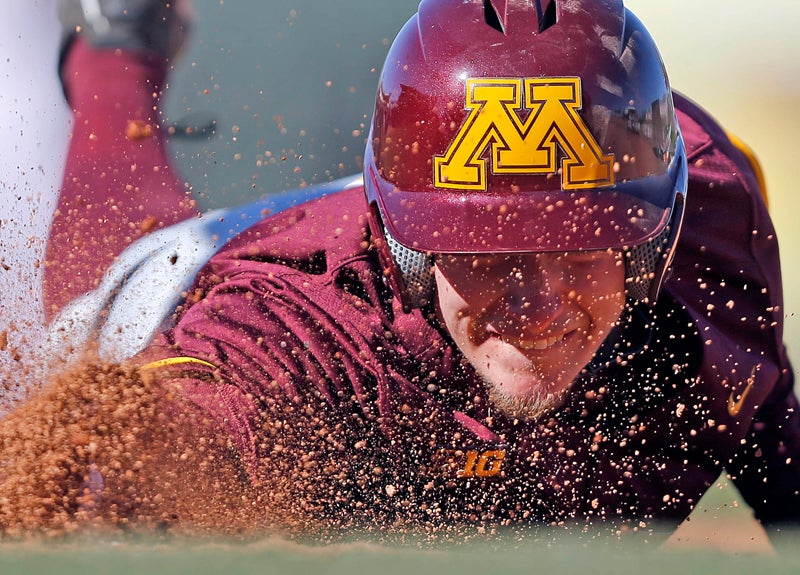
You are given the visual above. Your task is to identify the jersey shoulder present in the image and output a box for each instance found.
[207,186,372,278]
[674,91,766,201]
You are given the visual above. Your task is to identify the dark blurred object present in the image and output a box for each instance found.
[168,110,217,140]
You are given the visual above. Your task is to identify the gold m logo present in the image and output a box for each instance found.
[434,77,615,191]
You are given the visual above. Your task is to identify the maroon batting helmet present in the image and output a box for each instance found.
[365,0,687,311]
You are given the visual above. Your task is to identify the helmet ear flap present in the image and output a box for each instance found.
[625,186,686,305]
[624,137,688,306]
[367,203,435,313]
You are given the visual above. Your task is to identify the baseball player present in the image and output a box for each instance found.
[1,0,797,542]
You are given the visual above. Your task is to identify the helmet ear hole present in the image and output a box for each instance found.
[625,190,686,305]
[384,231,435,310]
[367,202,435,313]
[625,224,672,304]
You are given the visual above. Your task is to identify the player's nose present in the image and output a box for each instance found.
[482,254,564,338]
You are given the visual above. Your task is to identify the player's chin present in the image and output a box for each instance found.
[486,383,568,422]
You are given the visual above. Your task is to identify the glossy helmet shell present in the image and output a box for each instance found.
[364,0,687,311]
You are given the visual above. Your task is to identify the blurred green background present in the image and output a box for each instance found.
[0,532,799,575]
[162,0,419,206]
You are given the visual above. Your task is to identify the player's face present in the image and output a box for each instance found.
[435,250,625,421]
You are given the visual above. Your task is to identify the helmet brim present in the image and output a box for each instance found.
[370,151,683,254]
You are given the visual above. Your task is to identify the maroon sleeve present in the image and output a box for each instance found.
[142,261,386,474]
[669,93,800,526]
[730,381,800,525]
[134,192,393,482]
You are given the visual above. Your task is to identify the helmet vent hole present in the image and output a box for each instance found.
[538,0,557,33]
[483,0,506,33]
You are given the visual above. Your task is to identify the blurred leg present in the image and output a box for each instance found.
[0,0,70,401]
[45,38,197,319]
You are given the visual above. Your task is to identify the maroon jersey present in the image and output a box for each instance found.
[143,93,798,533]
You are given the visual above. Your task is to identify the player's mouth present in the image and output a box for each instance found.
[486,324,570,351]
[506,333,564,351]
